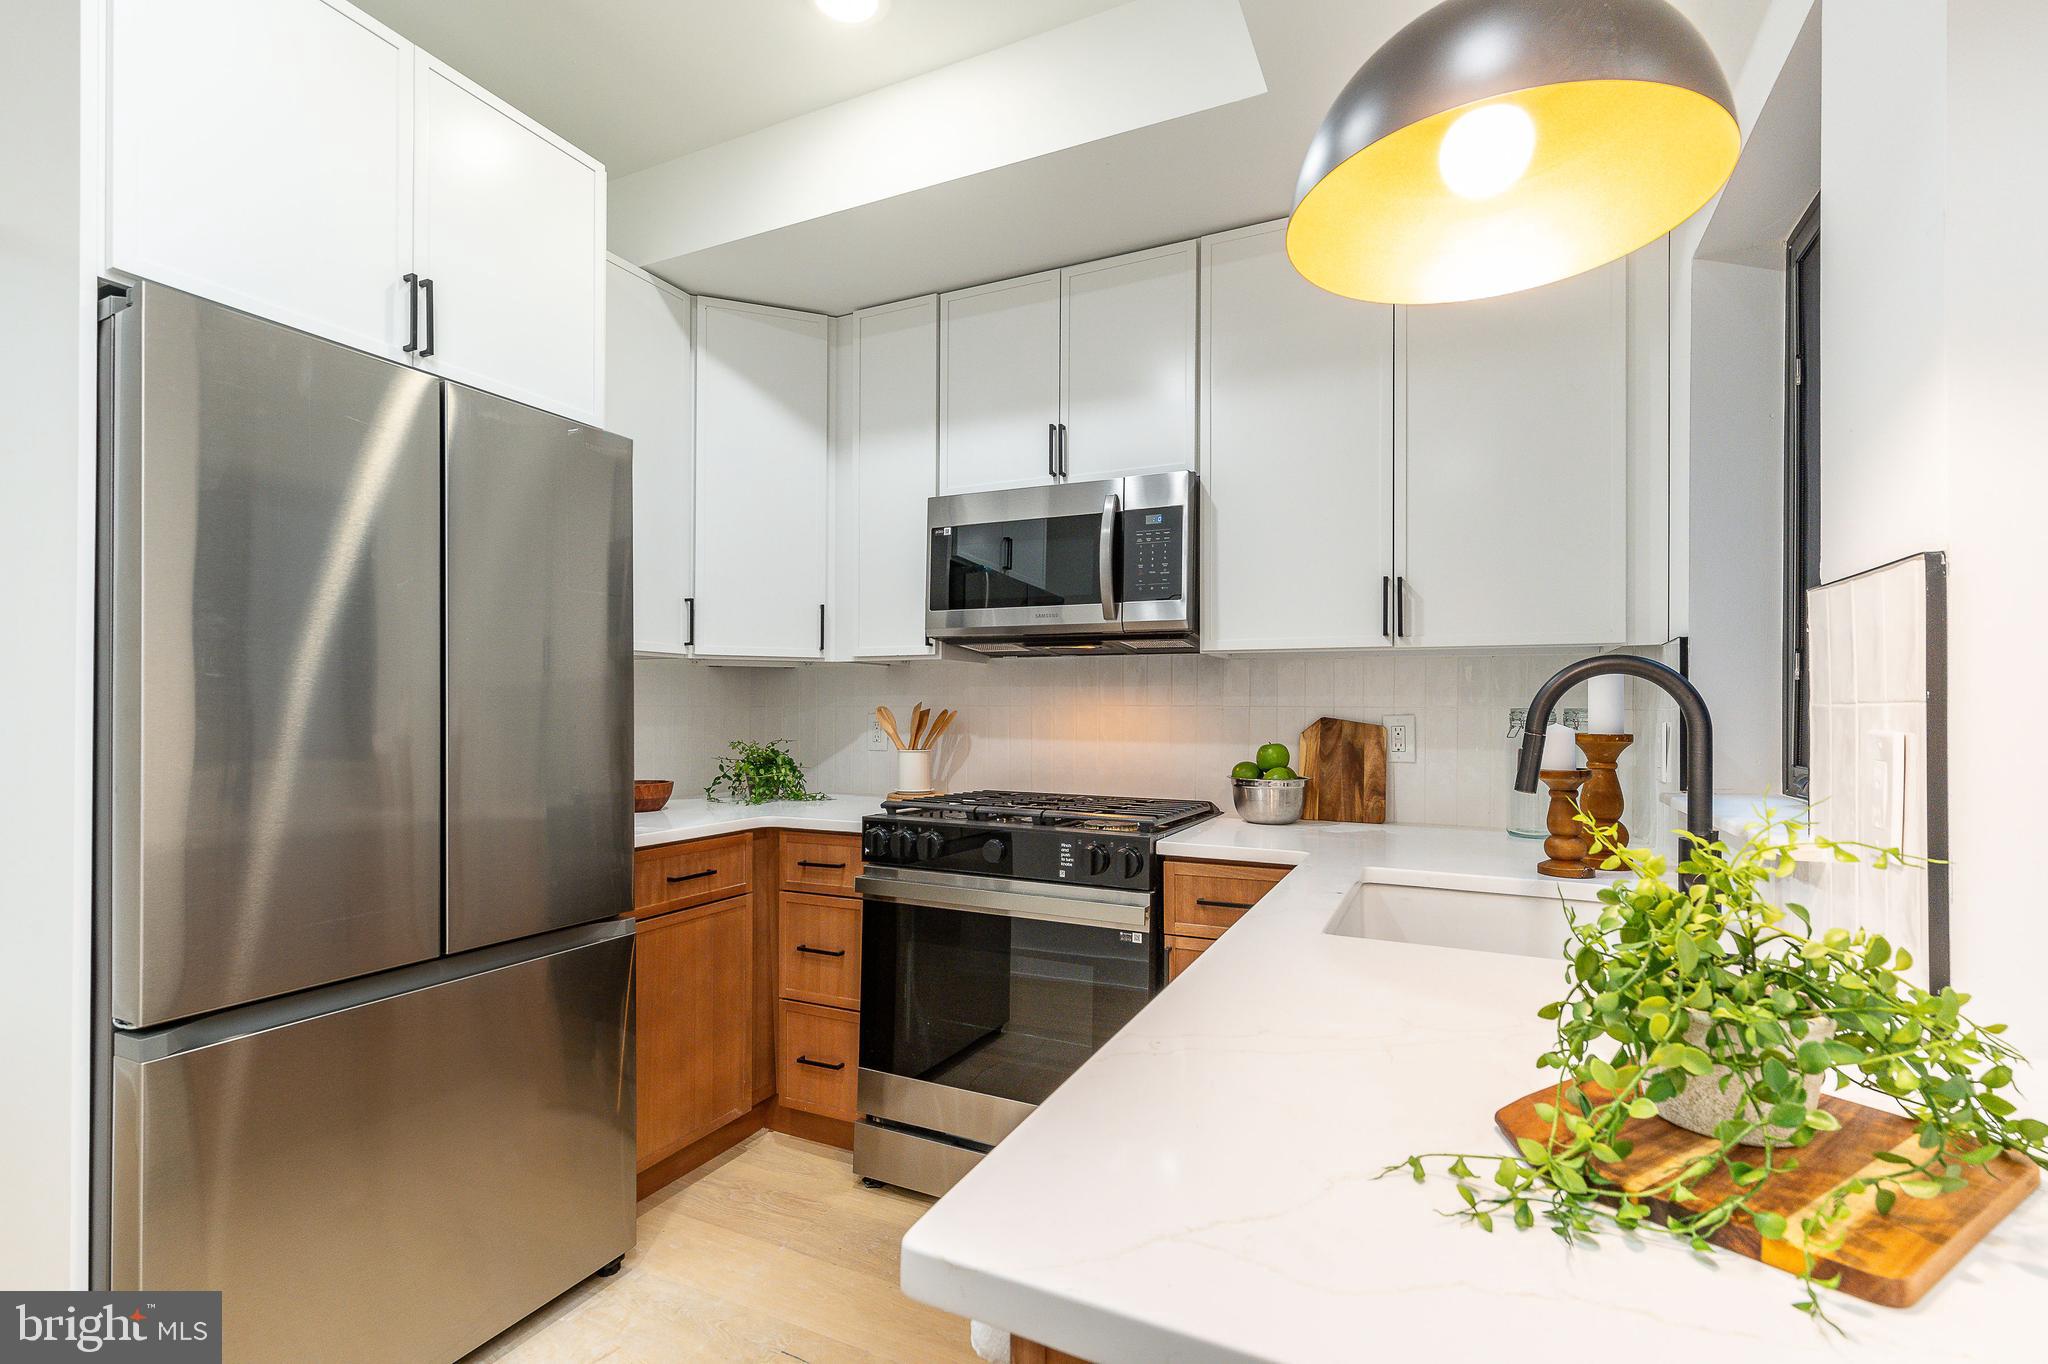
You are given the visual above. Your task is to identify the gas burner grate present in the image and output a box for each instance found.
[881,789,1218,835]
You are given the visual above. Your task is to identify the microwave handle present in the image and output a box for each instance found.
[1098,492,1120,621]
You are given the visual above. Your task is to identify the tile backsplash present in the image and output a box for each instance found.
[637,648,1677,845]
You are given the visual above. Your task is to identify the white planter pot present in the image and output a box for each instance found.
[1657,1018,1836,1147]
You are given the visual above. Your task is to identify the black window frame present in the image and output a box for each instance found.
[1782,196,1821,797]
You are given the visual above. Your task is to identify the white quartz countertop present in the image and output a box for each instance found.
[632,794,881,847]
[898,816,2048,1363]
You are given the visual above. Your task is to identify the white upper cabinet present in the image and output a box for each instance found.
[939,272,1062,494]
[412,57,605,423]
[605,260,694,656]
[843,298,940,660]
[1396,256,1631,648]
[692,299,830,660]
[103,0,606,423]
[1200,223,1395,652]
[1061,242,1198,483]
[106,0,414,360]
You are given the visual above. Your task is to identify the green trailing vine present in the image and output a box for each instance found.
[1392,815,2047,1326]
[705,738,826,805]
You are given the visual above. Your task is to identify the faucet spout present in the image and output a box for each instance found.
[1513,655,1716,852]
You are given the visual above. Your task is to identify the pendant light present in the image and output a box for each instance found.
[1287,0,1738,305]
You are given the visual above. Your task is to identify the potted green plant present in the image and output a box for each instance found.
[1395,816,2048,1324]
[705,739,827,805]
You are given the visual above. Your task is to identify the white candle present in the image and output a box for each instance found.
[1588,674,1625,736]
[1540,722,1580,771]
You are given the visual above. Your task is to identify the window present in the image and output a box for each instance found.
[1783,198,1820,797]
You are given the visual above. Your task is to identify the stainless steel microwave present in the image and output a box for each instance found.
[925,471,1198,655]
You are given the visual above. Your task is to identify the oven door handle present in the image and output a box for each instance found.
[855,871,1151,934]
[1098,492,1120,622]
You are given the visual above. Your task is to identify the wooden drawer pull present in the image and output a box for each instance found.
[796,859,847,870]
[1195,897,1256,910]
[795,944,846,958]
[795,1055,846,1071]
[666,868,717,884]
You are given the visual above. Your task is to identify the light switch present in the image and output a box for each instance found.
[1862,730,1909,848]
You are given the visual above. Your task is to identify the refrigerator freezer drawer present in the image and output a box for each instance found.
[112,924,635,1364]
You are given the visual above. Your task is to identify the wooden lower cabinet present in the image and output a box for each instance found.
[1162,858,1290,985]
[776,998,860,1122]
[634,893,754,1171]
[1166,934,1209,980]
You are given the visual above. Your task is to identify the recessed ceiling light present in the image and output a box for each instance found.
[814,0,882,23]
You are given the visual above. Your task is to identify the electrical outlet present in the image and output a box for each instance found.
[865,717,891,752]
[1385,713,1417,764]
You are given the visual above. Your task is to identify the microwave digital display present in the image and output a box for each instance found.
[1122,506,1183,602]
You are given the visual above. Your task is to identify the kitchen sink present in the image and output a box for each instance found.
[1324,881,1566,959]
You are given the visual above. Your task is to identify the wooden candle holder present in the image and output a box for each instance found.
[1574,732,1633,869]
[1537,770,1594,879]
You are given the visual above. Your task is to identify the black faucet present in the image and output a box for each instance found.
[1512,655,1717,852]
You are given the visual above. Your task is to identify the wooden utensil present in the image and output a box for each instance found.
[876,706,905,750]
[1496,1085,2039,1307]
[923,709,956,749]
[909,703,930,749]
[1297,717,1388,822]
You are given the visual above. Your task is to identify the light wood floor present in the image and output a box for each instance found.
[462,1131,983,1364]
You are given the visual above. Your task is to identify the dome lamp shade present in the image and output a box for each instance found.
[1287,0,1739,305]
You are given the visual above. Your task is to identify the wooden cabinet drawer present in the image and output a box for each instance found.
[633,833,750,919]
[776,1000,859,1121]
[1163,859,1289,940]
[779,831,861,897]
[1166,934,1209,981]
[779,893,861,1010]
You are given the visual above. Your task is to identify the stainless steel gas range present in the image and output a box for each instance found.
[853,791,1218,1196]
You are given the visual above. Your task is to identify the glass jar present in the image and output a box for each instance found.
[1505,714,1546,839]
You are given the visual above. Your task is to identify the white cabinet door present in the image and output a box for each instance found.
[605,260,694,656]
[1397,258,1629,648]
[413,56,605,422]
[939,272,1061,494]
[1061,242,1197,483]
[105,0,414,359]
[1200,223,1394,652]
[693,299,829,659]
[848,298,940,659]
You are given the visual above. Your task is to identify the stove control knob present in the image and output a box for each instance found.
[891,827,918,861]
[1120,847,1146,879]
[1087,843,1113,876]
[863,826,891,860]
[981,837,1005,865]
[918,831,945,861]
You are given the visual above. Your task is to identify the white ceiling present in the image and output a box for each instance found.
[359,0,1774,314]
[353,0,1128,174]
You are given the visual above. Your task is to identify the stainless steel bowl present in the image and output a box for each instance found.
[1231,777,1306,825]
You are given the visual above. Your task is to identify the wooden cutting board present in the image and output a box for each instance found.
[1495,1086,2039,1306]
[1297,717,1386,823]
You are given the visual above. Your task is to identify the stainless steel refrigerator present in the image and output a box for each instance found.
[93,281,635,1364]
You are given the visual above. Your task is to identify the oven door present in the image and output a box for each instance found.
[925,480,1123,642]
[857,867,1157,1121]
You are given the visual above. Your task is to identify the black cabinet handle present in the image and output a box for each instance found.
[795,944,846,958]
[1058,423,1069,478]
[1381,575,1391,639]
[796,1056,845,1071]
[819,603,826,653]
[665,869,716,884]
[1395,575,1407,637]
[797,860,847,870]
[1048,423,1058,479]
[402,273,420,354]
[418,276,436,357]
[1195,898,1256,910]
[685,596,695,648]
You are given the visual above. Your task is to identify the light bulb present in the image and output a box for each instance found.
[1437,103,1536,200]
[814,0,881,22]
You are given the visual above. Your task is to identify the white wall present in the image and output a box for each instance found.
[1941,0,2048,1062]
[1818,0,1949,581]
[0,0,98,1289]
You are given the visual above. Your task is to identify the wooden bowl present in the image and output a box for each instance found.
[633,779,674,813]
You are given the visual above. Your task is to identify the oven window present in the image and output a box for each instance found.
[929,514,1102,613]
[862,902,1154,1107]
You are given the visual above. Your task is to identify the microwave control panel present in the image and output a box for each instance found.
[1122,506,1185,602]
